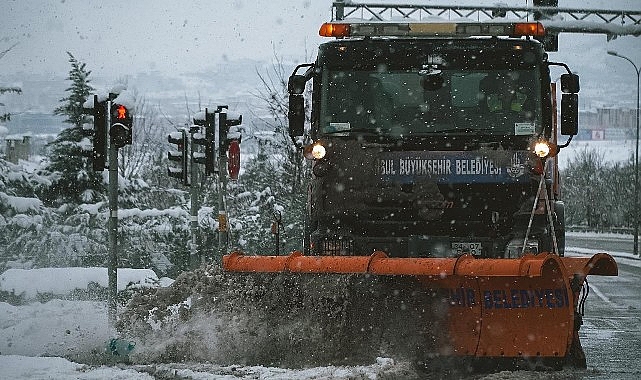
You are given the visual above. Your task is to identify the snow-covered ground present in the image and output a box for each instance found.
[0,292,414,379]
[557,139,634,170]
[0,267,166,299]
[0,267,419,379]
[0,353,410,380]
[1,242,638,379]
[0,355,155,380]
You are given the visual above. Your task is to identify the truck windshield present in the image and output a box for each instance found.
[319,69,541,138]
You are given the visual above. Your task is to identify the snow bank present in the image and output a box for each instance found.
[0,355,155,379]
[0,267,159,298]
[0,299,110,357]
[0,354,417,379]
[0,355,154,380]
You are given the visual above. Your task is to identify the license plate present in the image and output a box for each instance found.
[451,242,482,255]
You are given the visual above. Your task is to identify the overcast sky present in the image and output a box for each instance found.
[1,0,639,78]
[1,0,640,113]
[2,0,330,77]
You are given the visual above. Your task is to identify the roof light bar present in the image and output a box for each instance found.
[319,23,350,37]
[319,22,545,38]
[513,22,546,37]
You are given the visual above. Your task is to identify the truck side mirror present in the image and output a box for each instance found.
[287,66,313,143]
[560,93,578,136]
[560,73,579,94]
[288,75,307,95]
[289,94,305,140]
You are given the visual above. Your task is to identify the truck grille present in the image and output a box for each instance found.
[318,237,355,256]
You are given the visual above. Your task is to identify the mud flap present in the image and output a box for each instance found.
[566,328,586,368]
[223,251,617,367]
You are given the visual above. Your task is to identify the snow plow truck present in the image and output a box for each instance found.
[223,2,621,370]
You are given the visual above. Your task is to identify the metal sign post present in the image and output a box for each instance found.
[217,107,229,263]
[189,124,201,269]
[107,99,118,328]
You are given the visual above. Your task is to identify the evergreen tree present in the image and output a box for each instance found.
[228,138,280,254]
[0,159,46,271]
[227,132,307,255]
[229,57,312,255]
[0,86,22,122]
[41,52,103,206]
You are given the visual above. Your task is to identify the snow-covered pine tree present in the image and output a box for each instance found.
[0,159,47,271]
[229,57,311,255]
[41,52,104,206]
[227,135,283,254]
[0,86,22,123]
[227,128,309,254]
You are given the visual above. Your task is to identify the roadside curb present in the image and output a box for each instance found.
[566,248,641,261]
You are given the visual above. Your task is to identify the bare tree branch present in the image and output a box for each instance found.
[251,51,312,195]
[118,88,167,179]
[0,42,18,60]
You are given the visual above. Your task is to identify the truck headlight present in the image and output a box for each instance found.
[534,141,550,158]
[304,142,327,160]
[532,139,558,158]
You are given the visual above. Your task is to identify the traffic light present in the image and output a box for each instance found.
[204,111,216,175]
[218,106,242,157]
[191,108,216,176]
[110,104,133,149]
[168,130,188,185]
[92,95,108,171]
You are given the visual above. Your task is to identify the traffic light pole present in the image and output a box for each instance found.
[107,101,119,328]
[189,130,201,269]
[169,106,239,266]
[217,160,228,260]
[217,108,229,263]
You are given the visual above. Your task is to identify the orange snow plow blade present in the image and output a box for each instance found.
[223,251,617,365]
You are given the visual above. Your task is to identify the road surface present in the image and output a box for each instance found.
[567,233,636,253]
[567,234,641,380]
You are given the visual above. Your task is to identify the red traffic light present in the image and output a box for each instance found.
[115,105,128,119]
[110,104,133,148]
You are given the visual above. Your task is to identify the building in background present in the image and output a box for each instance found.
[577,107,635,140]
[4,135,32,163]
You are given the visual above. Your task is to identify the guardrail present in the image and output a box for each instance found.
[567,225,633,234]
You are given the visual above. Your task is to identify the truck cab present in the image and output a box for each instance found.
[289,21,579,258]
